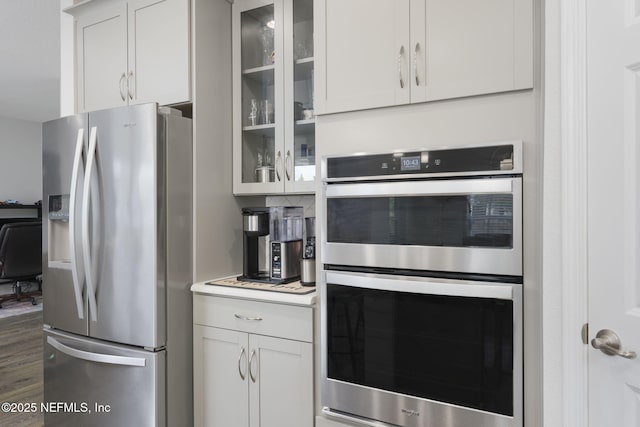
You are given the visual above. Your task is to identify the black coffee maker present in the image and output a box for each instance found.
[238,207,271,281]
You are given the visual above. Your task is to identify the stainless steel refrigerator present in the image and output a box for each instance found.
[41,103,193,427]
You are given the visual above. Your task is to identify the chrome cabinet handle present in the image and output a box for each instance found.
[591,329,637,359]
[414,42,421,86]
[249,349,257,383]
[398,45,405,89]
[285,150,292,181]
[127,71,134,101]
[234,314,263,321]
[238,347,246,380]
[119,73,126,101]
[275,151,282,182]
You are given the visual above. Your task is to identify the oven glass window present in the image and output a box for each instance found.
[326,194,513,248]
[326,283,514,416]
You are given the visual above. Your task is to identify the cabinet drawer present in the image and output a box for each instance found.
[193,295,313,343]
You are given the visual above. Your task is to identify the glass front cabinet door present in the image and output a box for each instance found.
[233,0,316,194]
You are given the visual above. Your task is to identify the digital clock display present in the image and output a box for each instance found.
[400,156,421,171]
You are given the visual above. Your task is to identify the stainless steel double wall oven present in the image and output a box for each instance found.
[320,141,524,427]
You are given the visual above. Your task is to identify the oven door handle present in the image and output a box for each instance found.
[324,177,516,198]
[325,271,516,301]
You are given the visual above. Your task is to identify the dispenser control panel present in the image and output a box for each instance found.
[48,195,69,221]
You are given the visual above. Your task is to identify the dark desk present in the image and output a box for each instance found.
[0,204,42,230]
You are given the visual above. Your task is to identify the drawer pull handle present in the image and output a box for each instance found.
[234,314,263,321]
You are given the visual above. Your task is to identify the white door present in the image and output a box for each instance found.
[587,1,640,425]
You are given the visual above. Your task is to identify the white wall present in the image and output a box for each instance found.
[191,0,264,282]
[0,116,42,204]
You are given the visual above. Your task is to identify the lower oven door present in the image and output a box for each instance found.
[322,176,522,277]
[321,270,523,427]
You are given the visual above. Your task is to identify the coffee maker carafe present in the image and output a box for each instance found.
[269,207,303,282]
[239,207,271,281]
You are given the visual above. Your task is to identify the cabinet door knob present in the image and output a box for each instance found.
[119,73,126,102]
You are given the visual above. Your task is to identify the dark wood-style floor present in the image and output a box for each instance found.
[0,311,44,427]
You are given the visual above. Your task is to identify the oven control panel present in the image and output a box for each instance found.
[325,143,519,179]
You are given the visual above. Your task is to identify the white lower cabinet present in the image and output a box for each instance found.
[194,295,314,427]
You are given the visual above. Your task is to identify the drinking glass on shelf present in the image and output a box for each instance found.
[248,99,258,126]
[294,39,309,60]
[260,24,275,66]
[260,100,274,124]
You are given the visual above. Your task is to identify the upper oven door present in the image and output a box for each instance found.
[322,176,522,277]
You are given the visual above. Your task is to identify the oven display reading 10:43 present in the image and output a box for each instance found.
[400,156,421,172]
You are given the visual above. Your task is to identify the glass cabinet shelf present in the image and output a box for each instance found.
[242,124,276,136]
[295,57,314,65]
[295,119,315,133]
[242,64,276,78]
[294,58,313,82]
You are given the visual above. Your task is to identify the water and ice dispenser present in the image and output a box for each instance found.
[47,195,71,269]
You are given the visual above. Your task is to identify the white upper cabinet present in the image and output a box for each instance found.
[127,0,190,106]
[71,0,190,113]
[315,0,533,114]
[315,0,410,113]
[76,4,129,112]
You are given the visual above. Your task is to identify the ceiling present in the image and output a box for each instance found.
[0,0,60,123]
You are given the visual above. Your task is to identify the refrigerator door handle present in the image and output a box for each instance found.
[82,126,99,322]
[47,336,146,367]
[69,128,86,319]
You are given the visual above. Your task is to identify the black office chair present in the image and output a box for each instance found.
[0,221,42,308]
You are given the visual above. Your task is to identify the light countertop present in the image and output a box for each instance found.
[191,276,317,307]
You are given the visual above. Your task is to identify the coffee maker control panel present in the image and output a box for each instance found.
[270,241,302,281]
[271,243,282,278]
